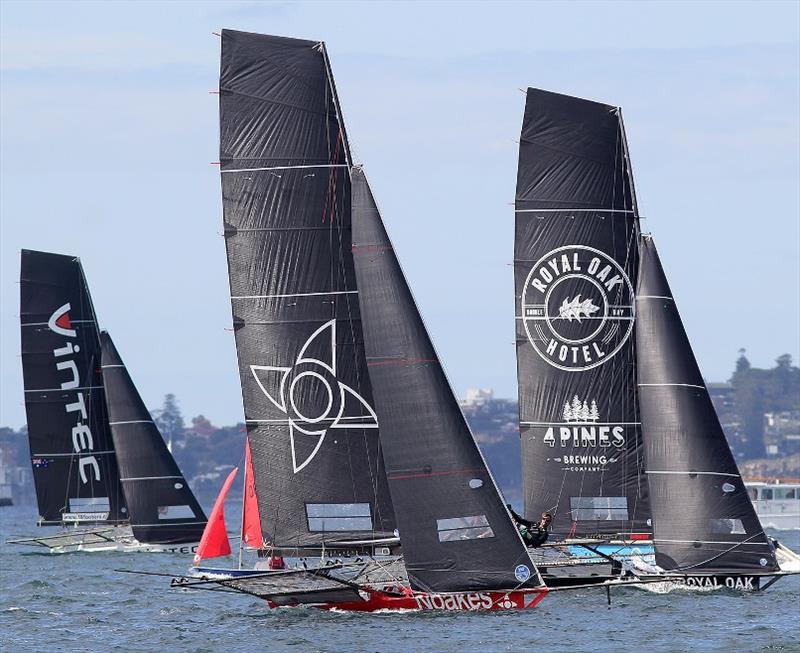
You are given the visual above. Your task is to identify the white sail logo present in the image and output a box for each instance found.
[543,395,625,450]
[48,303,102,487]
[521,245,634,371]
[250,319,378,474]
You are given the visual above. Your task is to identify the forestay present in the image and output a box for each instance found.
[514,89,650,537]
[351,168,542,593]
[218,30,395,548]
[19,250,126,526]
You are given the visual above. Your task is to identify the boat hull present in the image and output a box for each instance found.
[287,587,550,612]
[8,526,200,554]
[637,573,772,592]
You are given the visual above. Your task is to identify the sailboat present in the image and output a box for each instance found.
[171,30,551,611]
[191,439,265,575]
[10,249,207,553]
[513,88,800,590]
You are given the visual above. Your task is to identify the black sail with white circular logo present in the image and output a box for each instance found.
[521,245,634,371]
[513,89,650,537]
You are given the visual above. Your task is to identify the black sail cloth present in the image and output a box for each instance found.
[351,168,542,593]
[19,249,125,525]
[219,30,395,548]
[636,236,777,572]
[100,332,207,545]
[514,89,650,537]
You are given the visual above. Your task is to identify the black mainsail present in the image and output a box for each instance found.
[351,168,542,593]
[636,236,778,572]
[19,249,126,525]
[514,89,649,537]
[219,30,395,549]
[100,331,207,544]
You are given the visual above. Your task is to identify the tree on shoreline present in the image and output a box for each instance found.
[731,351,800,459]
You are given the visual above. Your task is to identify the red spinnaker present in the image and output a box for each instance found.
[241,439,263,548]
[193,466,238,564]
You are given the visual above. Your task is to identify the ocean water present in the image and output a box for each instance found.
[1,504,798,653]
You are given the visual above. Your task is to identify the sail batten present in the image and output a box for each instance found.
[636,235,777,572]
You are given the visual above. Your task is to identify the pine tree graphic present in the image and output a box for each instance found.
[571,395,582,421]
[562,396,600,423]
[589,400,600,422]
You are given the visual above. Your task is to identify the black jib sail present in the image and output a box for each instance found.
[219,30,395,549]
[19,249,126,525]
[100,331,207,544]
[351,168,542,593]
[514,89,650,538]
[636,236,778,572]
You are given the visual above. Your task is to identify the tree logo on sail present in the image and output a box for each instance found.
[249,319,378,474]
[521,245,634,371]
[539,394,626,472]
[543,395,625,451]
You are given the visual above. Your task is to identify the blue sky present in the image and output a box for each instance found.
[1,1,798,429]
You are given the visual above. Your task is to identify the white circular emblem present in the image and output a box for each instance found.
[521,245,635,371]
[514,564,531,582]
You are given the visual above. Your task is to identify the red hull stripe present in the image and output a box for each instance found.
[267,588,550,613]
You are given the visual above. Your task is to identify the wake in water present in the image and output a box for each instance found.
[622,557,721,594]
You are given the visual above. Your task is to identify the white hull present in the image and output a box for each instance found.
[7,526,199,554]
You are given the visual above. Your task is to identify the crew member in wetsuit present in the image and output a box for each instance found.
[507,505,552,548]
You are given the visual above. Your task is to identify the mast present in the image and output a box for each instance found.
[218,29,395,550]
[351,168,542,593]
[100,331,207,544]
[513,89,649,538]
[636,235,778,572]
[19,249,126,526]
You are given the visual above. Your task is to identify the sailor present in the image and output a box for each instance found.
[507,505,552,548]
[268,555,286,570]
